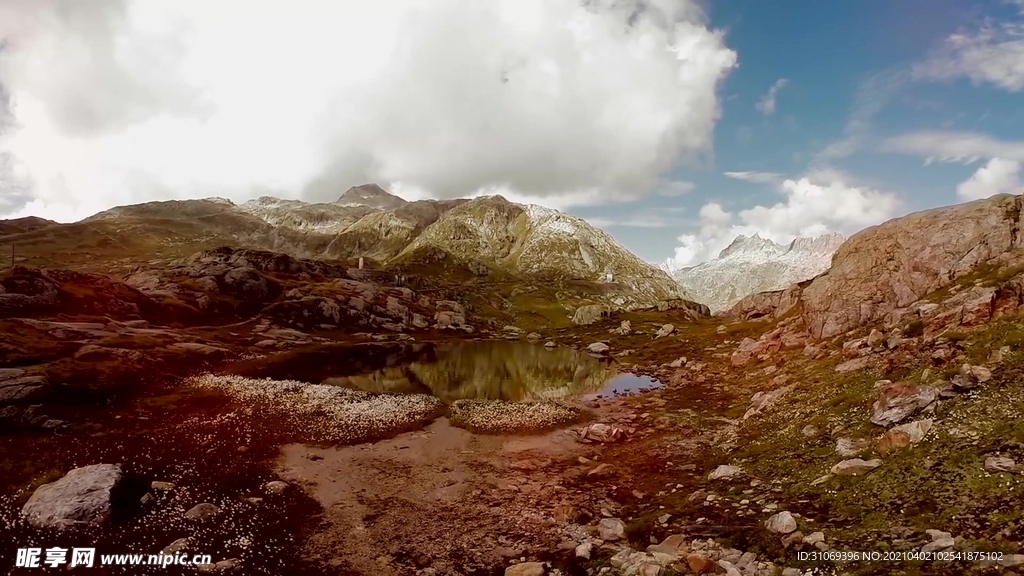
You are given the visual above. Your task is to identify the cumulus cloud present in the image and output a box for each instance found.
[956,158,1022,200]
[663,172,901,269]
[755,78,788,115]
[881,131,1024,163]
[0,0,737,221]
[914,20,1024,92]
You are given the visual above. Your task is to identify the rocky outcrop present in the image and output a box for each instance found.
[728,194,1024,338]
[21,464,123,528]
[1,267,155,320]
[726,281,807,321]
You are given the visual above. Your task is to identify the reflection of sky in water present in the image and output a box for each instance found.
[298,341,663,403]
[585,373,663,399]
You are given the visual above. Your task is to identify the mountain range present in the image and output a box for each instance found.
[2,184,690,311]
[663,232,846,313]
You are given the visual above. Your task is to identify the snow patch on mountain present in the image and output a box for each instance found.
[667,232,845,313]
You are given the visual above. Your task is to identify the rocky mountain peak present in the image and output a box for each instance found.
[670,232,845,313]
[336,184,408,209]
[718,233,784,259]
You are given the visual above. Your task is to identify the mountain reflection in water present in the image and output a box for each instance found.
[246,341,660,402]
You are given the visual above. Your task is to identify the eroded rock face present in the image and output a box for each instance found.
[21,464,123,528]
[802,195,1024,338]
[727,194,1024,338]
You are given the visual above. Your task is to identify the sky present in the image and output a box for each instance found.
[0,0,1023,268]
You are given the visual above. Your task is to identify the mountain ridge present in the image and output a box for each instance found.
[666,232,846,313]
[3,184,690,311]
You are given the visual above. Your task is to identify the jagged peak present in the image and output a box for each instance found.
[718,233,783,258]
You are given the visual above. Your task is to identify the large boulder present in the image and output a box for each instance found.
[572,304,611,326]
[871,382,938,427]
[21,464,123,528]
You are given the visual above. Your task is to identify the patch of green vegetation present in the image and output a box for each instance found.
[723,318,1024,555]
[904,319,925,338]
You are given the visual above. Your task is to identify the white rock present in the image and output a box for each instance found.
[831,458,882,476]
[575,542,593,559]
[655,324,675,338]
[598,517,627,541]
[891,419,933,444]
[765,511,798,534]
[708,465,744,481]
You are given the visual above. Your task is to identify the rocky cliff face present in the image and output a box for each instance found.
[729,193,1024,339]
[668,232,844,313]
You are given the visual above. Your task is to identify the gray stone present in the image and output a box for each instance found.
[21,464,122,528]
[598,517,627,541]
[184,503,220,520]
[891,419,933,444]
[708,465,744,481]
[572,304,610,326]
[984,456,1019,473]
[871,383,938,426]
[922,538,955,553]
[803,532,825,545]
[831,458,882,476]
[587,342,610,355]
[575,542,593,559]
[655,324,675,338]
[765,511,798,534]
[835,438,871,458]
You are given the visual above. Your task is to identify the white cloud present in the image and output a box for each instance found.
[914,21,1024,92]
[655,179,696,197]
[755,78,788,115]
[956,158,1022,200]
[0,0,737,222]
[881,131,1024,163]
[663,172,901,269]
[723,171,784,184]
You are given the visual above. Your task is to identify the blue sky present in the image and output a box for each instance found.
[1,0,1022,269]
[573,0,1024,266]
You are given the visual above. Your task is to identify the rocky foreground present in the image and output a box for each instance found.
[2,193,1024,575]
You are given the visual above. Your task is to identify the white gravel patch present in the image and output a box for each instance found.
[448,399,583,434]
[187,374,444,443]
